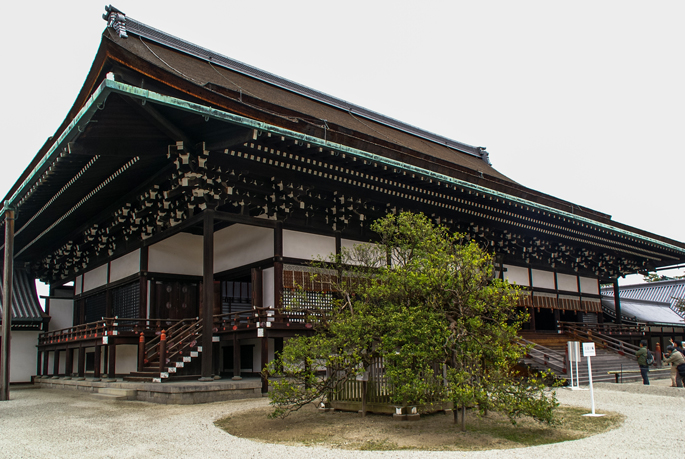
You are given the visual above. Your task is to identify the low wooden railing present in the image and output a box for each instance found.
[518,338,567,374]
[38,318,172,346]
[40,306,320,348]
[558,322,643,361]
[145,318,201,363]
[559,320,646,336]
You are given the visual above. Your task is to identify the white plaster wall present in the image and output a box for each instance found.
[116,345,138,375]
[48,298,73,331]
[110,250,140,283]
[580,277,600,295]
[262,267,274,309]
[341,239,380,266]
[531,269,556,289]
[504,265,529,286]
[214,225,274,273]
[74,276,83,295]
[556,273,578,293]
[83,264,108,293]
[283,230,335,261]
[148,233,203,276]
[341,238,362,251]
[10,331,38,383]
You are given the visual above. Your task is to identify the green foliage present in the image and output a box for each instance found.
[264,212,558,426]
[643,272,685,283]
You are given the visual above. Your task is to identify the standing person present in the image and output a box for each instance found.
[636,340,650,385]
[668,338,681,387]
[663,345,684,388]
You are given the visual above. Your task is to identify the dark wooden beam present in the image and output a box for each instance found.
[213,211,279,229]
[121,95,195,148]
[204,127,255,152]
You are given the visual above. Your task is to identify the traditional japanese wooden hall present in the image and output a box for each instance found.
[3,6,685,391]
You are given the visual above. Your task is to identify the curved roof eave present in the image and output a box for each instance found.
[5,78,684,258]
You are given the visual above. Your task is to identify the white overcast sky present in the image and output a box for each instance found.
[2,1,684,285]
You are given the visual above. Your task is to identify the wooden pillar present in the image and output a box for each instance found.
[335,232,341,259]
[261,334,269,393]
[107,340,116,378]
[1,205,15,401]
[140,247,149,320]
[529,306,536,331]
[36,350,42,376]
[77,347,86,378]
[274,222,283,311]
[65,348,74,377]
[105,288,112,319]
[42,350,49,376]
[613,280,622,325]
[232,334,241,380]
[93,345,102,379]
[200,210,215,380]
[553,309,561,331]
[52,350,61,376]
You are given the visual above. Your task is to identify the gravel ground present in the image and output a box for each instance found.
[0,379,682,459]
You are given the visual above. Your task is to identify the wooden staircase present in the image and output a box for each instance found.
[520,330,667,385]
[125,319,203,383]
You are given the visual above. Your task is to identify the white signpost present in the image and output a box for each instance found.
[581,342,604,417]
[567,341,582,390]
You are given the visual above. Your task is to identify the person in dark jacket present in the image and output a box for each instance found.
[636,340,649,385]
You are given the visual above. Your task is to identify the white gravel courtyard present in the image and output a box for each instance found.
[0,379,682,458]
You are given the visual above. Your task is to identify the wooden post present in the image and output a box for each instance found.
[138,333,145,371]
[159,330,167,373]
[65,348,74,377]
[52,350,60,377]
[529,306,536,331]
[42,350,49,376]
[93,345,101,379]
[0,205,15,401]
[361,380,367,417]
[36,350,42,377]
[77,347,86,378]
[139,247,149,320]
[274,222,283,311]
[613,280,622,325]
[107,340,116,379]
[232,334,241,380]
[261,335,269,393]
[200,211,214,381]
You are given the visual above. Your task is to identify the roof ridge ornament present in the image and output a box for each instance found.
[477,147,491,166]
[103,5,127,38]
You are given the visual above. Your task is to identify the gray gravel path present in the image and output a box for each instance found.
[1,380,683,458]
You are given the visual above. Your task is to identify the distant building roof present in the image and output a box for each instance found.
[602,279,685,315]
[600,296,685,325]
[0,270,48,330]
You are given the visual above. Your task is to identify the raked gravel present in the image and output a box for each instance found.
[0,379,683,459]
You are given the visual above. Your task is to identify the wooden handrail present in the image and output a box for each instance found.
[518,338,567,374]
[559,322,646,362]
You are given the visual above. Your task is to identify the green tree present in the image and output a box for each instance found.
[265,212,558,428]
